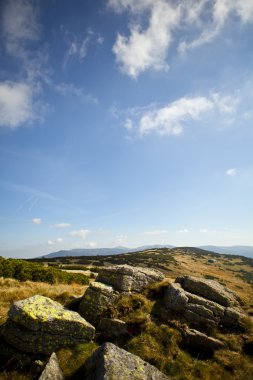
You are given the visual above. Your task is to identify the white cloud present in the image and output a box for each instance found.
[86,242,97,248]
[144,229,168,235]
[226,168,237,177]
[3,0,40,58]
[32,218,42,225]
[0,82,38,129]
[111,0,180,78]
[69,229,91,239]
[123,118,133,130]
[179,229,189,233]
[50,223,71,228]
[124,92,238,136]
[47,237,63,245]
[55,83,98,105]
[200,229,208,233]
[110,0,253,76]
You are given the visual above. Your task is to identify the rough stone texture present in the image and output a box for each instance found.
[83,342,169,380]
[164,282,245,330]
[181,327,225,352]
[176,276,239,307]
[39,353,64,380]
[78,282,118,325]
[97,318,128,338]
[96,265,164,293]
[2,295,95,354]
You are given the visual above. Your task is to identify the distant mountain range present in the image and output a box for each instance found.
[40,244,253,259]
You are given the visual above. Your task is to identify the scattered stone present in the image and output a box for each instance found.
[83,342,169,379]
[2,295,95,354]
[96,265,164,292]
[78,282,118,325]
[39,352,64,380]
[207,259,217,263]
[176,276,239,307]
[97,318,128,338]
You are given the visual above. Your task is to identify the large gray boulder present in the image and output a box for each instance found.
[39,353,64,380]
[2,295,95,354]
[96,265,164,292]
[176,276,239,307]
[83,342,169,379]
[164,281,245,330]
[78,282,118,325]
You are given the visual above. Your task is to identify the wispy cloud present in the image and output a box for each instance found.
[32,218,42,225]
[122,92,238,137]
[143,229,168,236]
[50,223,71,228]
[226,168,237,177]
[47,237,63,246]
[55,83,98,105]
[69,229,91,239]
[61,27,104,69]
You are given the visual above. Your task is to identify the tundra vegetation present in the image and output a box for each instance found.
[0,247,253,379]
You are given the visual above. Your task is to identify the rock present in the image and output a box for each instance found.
[39,352,64,380]
[78,282,118,325]
[164,283,188,312]
[181,327,225,353]
[176,276,239,307]
[96,265,164,292]
[2,295,95,355]
[164,281,246,330]
[83,342,169,379]
[97,318,128,338]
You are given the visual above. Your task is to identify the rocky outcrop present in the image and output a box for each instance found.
[83,342,169,379]
[96,265,164,293]
[2,295,95,354]
[39,353,64,380]
[164,279,245,330]
[78,282,118,325]
[97,318,128,338]
[176,276,239,307]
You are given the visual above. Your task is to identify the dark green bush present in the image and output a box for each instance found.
[0,257,89,285]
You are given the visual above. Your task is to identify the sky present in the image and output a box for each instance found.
[0,0,253,258]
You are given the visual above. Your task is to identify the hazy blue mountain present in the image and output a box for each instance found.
[199,245,253,258]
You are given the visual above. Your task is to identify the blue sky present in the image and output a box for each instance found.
[0,0,253,258]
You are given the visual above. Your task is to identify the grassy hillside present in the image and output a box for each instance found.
[0,247,252,379]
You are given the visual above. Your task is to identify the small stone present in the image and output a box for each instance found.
[39,353,64,380]
[97,318,128,338]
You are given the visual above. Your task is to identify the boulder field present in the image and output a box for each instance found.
[0,265,250,379]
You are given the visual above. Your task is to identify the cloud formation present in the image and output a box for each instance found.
[32,218,42,225]
[109,0,253,77]
[144,229,168,235]
[69,229,91,239]
[226,168,237,177]
[0,82,38,129]
[50,223,71,228]
[124,93,238,136]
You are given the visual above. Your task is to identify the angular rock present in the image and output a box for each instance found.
[181,327,225,352]
[164,281,245,330]
[2,295,95,354]
[164,282,189,312]
[176,276,239,307]
[39,353,64,380]
[97,318,128,338]
[83,342,169,379]
[78,282,118,325]
[96,265,164,292]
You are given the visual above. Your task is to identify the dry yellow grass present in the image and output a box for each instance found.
[0,277,87,325]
